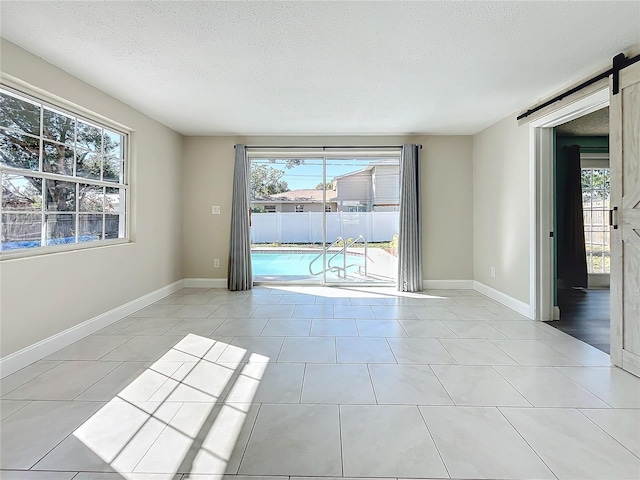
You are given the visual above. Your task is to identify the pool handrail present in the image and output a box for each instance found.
[342,235,368,278]
[309,235,369,279]
[308,237,344,276]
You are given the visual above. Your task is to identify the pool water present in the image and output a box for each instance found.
[251,251,364,276]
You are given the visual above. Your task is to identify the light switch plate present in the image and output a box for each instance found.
[212,206,221,215]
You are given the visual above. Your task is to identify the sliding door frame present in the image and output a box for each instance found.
[248,148,401,286]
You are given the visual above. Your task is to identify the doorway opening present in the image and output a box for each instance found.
[248,151,400,285]
[551,107,611,353]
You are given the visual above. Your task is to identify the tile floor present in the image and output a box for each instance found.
[1,286,639,480]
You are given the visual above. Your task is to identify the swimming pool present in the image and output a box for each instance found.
[251,251,364,276]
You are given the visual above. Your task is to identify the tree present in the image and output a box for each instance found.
[315,181,333,190]
[581,168,610,205]
[250,164,289,199]
[268,158,305,169]
[1,91,121,239]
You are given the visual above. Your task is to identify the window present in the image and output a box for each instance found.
[264,205,276,213]
[582,167,610,273]
[295,205,304,213]
[0,87,127,254]
[348,205,367,212]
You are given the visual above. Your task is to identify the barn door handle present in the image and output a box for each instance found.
[610,206,619,230]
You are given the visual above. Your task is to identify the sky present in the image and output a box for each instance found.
[252,158,377,191]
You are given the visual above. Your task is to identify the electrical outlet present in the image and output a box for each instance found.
[214,258,220,268]
[490,266,496,278]
[211,206,221,215]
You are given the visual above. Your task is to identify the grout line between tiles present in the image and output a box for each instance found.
[551,366,615,408]
[66,361,123,401]
[489,365,535,408]
[427,364,456,406]
[365,364,380,405]
[433,338,459,366]
[576,408,640,460]
[273,335,287,365]
[487,339,526,366]
[382,337,399,365]
[299,363,308,404]
[235,402,263,474]
[495,406,560,480]
[0,361,64,397]
[416,405,452,479]
[25,400,108,471]
[338,404,344,476]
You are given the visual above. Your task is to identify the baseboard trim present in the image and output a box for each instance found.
[0,279,184,379]
[423,280,474,290]
[187,278,475,290]
[183,278,227,288]
[473,281,533,318]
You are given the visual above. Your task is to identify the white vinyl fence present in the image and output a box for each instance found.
[251,212,399,243]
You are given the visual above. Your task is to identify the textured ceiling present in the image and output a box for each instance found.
[1,1,639,136]
[556,107,609,136]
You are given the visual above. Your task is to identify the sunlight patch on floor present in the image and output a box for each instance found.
[72,334,268,478]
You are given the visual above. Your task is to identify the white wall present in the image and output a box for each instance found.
[472,115,530,304]
[0,40,184,356]
[182,135,474,281]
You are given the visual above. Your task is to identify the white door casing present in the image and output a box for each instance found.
[529,88,609,321]
[610,61,640,377]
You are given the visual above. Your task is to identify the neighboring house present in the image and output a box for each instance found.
[333,160,399,212]
[252,189,337,213]
[252,160,399,213]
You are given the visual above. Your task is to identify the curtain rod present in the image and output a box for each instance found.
[517,52,640,121]
[235,145,422,150]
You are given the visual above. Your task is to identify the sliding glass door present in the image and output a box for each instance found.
[249,150,400,285]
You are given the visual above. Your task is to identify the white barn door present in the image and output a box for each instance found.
[610,61,640,376]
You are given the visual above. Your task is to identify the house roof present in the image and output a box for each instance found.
[332,168,370,181]
[332,160,399,181]
[255,189,336,203]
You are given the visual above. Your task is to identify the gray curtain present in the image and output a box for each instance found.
[397,144,422,292]
[228,144,252,291]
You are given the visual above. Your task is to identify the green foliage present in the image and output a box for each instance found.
[389,233,398,251]
[268,158,305,169]
[315,181,334,190]
[581,168,610,202]
[1,91,123,236]
[250,164,289,199]
[1,175,41,210]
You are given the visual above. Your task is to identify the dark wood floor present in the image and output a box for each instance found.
[547,288,610,353]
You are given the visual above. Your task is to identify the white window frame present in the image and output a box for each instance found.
[348,205,367,213]
[580,154,610,275]
[0,84,130,259]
